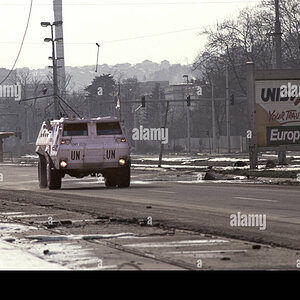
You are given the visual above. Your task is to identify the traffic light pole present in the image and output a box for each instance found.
[158,101,169,168]
[225,65,231,153]
[211,80,217,153]
[187,106,191,153]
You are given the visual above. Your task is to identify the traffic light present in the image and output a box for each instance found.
[230,93,234,105]
[186,95,191,107]
[42,87,48,95]
[141,95,146,107]
[15,127,22,139]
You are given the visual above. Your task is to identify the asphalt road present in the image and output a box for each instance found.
[0,164,300,270]
[1,164,300,248]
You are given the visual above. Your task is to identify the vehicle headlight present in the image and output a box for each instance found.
[115,137,126,143]
[119,158,126,166]
[61,139,71,145]
[60,160,68,168]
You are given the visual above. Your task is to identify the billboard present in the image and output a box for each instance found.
[255,79,300,147]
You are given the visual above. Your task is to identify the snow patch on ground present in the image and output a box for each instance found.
[0,239,68,270]
[0,222,37,234]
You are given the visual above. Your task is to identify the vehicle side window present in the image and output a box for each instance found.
[63,123,88,136]
[97,122,122,135]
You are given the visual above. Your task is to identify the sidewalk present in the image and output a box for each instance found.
[0,239,67,270]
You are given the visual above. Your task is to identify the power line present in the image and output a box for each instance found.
[0,1,261,6]
[0,0,33,85]
[100,26,210,44]
[57,94,82,118]
[0,25,211,46]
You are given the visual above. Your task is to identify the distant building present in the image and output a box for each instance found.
[138,81,169,96]
[164,83,201,106]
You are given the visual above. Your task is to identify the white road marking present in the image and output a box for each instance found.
[0,212,24,215]
[147,190,176,194]
[125,239,228,248]
[26,232,139,242]
[167,249,247,258]
[0,212,49,219]
[235,196,279,203]
[10,214,50,219]
[97,265,118,270]
[168,249,247,254]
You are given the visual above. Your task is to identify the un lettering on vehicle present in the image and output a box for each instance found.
[71,150,81,160]
[106,149,115,159]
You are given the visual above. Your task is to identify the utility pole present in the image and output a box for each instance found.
[118,79,122,120]
[53,0,66,98]
[225,65,231,153]
[158,101,169,167]
[211,80,216,153]
[21,81,29,144]
[247,62,258,169]
[273,0,286,164]
[274,0,282,69]
[133,105,137,151]
[51,24,60,119]
[42,21,63,119]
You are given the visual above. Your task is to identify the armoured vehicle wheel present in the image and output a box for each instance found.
[118,165,130,188]
[38,156,48,188]
[47,162,62,190]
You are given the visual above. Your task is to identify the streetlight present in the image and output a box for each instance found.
[203,79,217,153]
[41,21,63,119]
[95,43,100,72]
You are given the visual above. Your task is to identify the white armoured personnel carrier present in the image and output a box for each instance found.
[35,117,131,189]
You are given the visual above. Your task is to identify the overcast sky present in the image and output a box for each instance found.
[0,0,259,70]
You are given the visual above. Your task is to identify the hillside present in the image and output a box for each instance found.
[18,60,200,92]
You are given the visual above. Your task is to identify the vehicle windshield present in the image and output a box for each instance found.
[97,122,122,135]
[63,123,88,136]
